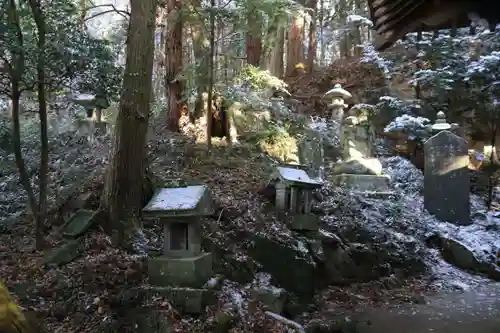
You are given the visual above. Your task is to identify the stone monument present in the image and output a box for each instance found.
[298,129,325,179]
[271,166,323,231]
[330,103,391,193]
[424,118,470,225]
[323,84,352,123]
[142,185,216,313]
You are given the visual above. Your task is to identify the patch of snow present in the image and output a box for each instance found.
[73,93,96,101]
[319,155,500,290]
[143,185,207,211]
[277,167,321,185]
[347,15,373,27]
[384,114,430,135]
[252,272,284,296]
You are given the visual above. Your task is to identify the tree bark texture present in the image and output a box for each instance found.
[262,14,285,77]
[246,7,262,66]
[7,0,41,249]
[29,0,49,250]
[307,0,317,71]
[286,12,305,76]
[190,0,209,119]
[165,0,183,132]
[102,0,157,246]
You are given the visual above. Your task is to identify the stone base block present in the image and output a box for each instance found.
[148,252,213,288]
[148,286,214,314]
[329,174,391,191]
[289,214,319,231]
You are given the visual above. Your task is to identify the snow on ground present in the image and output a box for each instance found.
[308,116,500,290]
[382,156,500,289]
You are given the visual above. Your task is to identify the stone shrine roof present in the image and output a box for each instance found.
[275,166,323,188]
[142,185,214,218]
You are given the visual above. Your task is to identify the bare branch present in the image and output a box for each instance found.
[83,4,130,22]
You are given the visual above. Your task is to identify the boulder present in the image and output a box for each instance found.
[248,234,322,299]
[430,234,500,281]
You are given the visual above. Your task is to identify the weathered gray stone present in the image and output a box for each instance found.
[271,166,323,213]
[59,209,97,238]
[424,130,470,225]
[440,237,481,271]
[251,287,287,314]
[248,234,319,298]
[340,114,375,161]
[329,174,391,191]
[331,158,383,175]
[298,130,324,179]
[148,253,213,288]
[44,239,82,266]
[142,185,215,218]
[149,286,213,314]
[289,214,320,231]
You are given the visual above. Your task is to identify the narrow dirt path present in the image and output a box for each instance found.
[354,284,500,333]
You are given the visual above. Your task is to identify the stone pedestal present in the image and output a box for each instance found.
[148,252,213,288]
[148,286,214,314]
[329,174,391,192]
[289,214,319,231]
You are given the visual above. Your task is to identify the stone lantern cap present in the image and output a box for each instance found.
[323,84,352,100]
[428,111,459,133]
[432,111,451,131]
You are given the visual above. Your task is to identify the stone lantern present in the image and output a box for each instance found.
[323,84,352,123]
[427,111,459,133]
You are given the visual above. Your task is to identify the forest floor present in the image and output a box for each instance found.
[0,129,441,332]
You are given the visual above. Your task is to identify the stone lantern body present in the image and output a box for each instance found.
[323,84,352,123]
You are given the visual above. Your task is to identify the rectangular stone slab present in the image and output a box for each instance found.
[60,209,97,238]
[148,252,213,288]
[329,174,391,191]
[424,130,470,225]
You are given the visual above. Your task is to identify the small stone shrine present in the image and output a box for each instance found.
[142,185,215,313]
[271,166,323,231]
[424,115,470,225]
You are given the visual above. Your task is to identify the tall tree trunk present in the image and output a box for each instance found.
[246,7,263,66]
[102,0,157,247]
[306,0,317,71]
[29,0,48,250]
[206,0,216,149]
[190,0,209,118]
[262,15,285,77]
[286,11,305,76]
[7,0,40,249]
[268,26,285,77]
[165,0,183,132]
